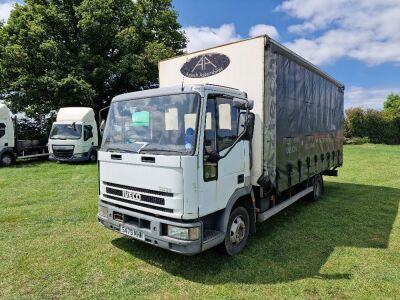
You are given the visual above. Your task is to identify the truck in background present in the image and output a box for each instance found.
[48,107,99,162]
[97,35,344,255]
[0,104,48,166]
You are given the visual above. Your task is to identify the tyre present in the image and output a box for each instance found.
[308,174,323,201]
[220,206,250,256]
[89,151,97,162]
[1,152,15,167]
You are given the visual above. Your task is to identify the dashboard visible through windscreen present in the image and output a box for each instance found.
[102,93,200,155]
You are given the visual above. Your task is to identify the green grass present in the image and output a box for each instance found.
[0,144,399,299]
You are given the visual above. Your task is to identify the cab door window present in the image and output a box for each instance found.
[203,98,217,181]
[84,125,93,141]
[216,98,239,151]
[0,123,6,139]
[203,95,240,181]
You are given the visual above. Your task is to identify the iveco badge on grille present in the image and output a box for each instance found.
[123,190,141,201]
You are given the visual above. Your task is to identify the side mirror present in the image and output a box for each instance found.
[233,98,254,110]
[238,112,255,140]
[99,120,106,137]
[98,106,110,137]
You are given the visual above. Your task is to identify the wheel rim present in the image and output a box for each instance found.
[2,155,12,165]
[230,215,246,245]
[90,153,97,161]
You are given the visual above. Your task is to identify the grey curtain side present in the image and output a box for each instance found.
[263,49,344,193]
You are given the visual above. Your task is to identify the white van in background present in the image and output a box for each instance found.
[48,107,99,162]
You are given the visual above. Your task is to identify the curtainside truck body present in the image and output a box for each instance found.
[48,107,99,162]
[97,35,344,255]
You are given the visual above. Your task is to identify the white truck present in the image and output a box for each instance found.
[48,107,99,162]
[0,104,49,166]
[97,36,344,255]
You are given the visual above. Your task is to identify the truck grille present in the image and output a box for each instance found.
[52,146,74,159]
[103,181,173,197]
[105,187,165,205]
[103,195,173,213]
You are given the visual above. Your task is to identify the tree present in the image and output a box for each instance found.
[0,0,186,118]
[344,107,366,138]
[383,93,400,117]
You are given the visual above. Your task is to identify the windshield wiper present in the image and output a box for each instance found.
[106,148,135,153]
[140,148,182,155]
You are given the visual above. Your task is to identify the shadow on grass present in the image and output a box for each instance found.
[112,182,399,284]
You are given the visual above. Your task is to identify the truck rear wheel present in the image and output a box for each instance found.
[1,152,15,166]
[220,206,250,256]
[309,174,323,201]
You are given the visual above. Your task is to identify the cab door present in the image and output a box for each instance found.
[82,124,94,153]
[0,117,14,148]
[198,93,246,217]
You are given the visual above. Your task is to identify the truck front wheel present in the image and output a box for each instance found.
[1,152,15,166]
[89,151,97,162]
[220,206,250,256]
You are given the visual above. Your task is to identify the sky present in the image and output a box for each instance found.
[1,0,400,109]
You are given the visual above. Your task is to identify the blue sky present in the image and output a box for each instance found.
[1,0,399,109]
[173,0,400,109]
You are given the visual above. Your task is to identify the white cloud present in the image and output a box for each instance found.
[0,1,16,22]
[183,23,280,53]
[249,24,279,39]
[183,24,241,53]
[277,0,400,65]
[345,86,400,110]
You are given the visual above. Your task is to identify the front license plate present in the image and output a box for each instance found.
[120,225,145,241]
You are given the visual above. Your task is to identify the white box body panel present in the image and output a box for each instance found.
[159,36,266,184]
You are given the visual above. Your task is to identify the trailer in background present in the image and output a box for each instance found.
[0,104,48,166]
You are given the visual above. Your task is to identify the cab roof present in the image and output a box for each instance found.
[0,104,11,119]
[56,107,95,123]
[111,84,246,103]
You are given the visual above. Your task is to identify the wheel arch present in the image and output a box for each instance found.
[216,186,256,235]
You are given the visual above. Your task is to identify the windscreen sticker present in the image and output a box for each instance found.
[131,111,149,127]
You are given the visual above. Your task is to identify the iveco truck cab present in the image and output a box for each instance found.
[49,107,99,162]
[97,36,344,255]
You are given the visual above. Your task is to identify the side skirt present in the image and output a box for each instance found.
[257,186,313,223]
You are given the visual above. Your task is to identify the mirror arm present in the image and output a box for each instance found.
[219,107,250,160]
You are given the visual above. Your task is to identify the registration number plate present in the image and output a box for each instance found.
[120,225,145,241]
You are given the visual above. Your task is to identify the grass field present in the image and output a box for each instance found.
[0,144,399,299]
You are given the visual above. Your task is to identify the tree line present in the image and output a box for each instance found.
[0,0,186,140]
[345,93,400,145]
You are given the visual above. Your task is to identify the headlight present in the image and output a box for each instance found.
[167,225,200,241]
[98,205,108,218]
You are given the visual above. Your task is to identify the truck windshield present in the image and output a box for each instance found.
[50,124,82,140]
[102,93,200,155]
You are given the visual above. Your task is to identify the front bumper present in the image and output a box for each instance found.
[98,201,203,255]
[49,152,90,162]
